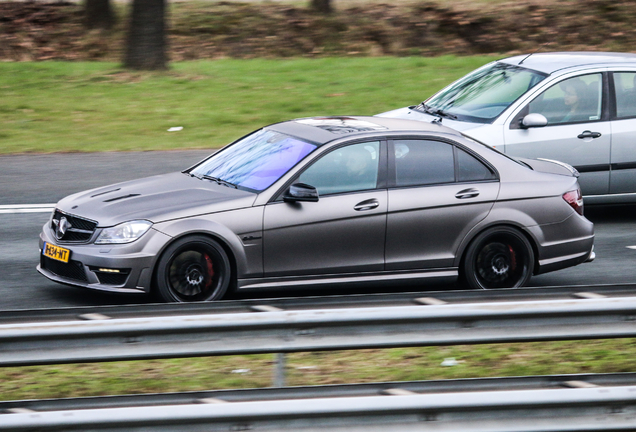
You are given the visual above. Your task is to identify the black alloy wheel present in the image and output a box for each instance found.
[462,227,534,290]
[156,235,231,302]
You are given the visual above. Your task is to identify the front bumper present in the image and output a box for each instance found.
[38,224,172,294]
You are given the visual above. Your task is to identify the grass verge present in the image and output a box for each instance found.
[2,339,636,401]
[1,56,494,154]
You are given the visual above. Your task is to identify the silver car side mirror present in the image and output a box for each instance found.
[283,183,319,203]
[521,113,548,129]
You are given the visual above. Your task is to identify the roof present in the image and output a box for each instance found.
[499,51,636,75]
[267,115,462,145]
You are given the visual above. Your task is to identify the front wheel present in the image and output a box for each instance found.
[462,227,534,290]
[155,235,231,302]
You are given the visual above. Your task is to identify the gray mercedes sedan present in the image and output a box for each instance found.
[39,116,594,302]
[379,52,636,204]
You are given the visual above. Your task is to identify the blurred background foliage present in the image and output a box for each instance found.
[1,0,635,62]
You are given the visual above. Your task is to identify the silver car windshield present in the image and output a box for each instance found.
[190,129,317,191]
[424,62,547,123]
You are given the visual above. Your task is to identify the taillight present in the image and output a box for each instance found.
[563,188,584,215]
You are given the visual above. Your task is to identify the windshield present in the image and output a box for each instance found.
[424,62,547,123]
[190,129,317,191]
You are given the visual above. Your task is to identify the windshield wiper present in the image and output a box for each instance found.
[414,103,457,122]
[202,175,238,189]
[432,108,457,120]
[414,102,435,114]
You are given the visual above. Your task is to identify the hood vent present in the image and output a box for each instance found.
[103,194,141,203]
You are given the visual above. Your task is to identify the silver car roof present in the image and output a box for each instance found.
[499,51,636,74]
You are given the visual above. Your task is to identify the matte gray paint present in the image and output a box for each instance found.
[39,116,595,297]
[56,172,256,227]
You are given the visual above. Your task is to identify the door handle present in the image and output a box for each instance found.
[455,188,480,199]
[577,130,602,139]
[354,198,380,211]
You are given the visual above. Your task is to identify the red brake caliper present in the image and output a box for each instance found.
[204,254,215,290]
[508,245,517,271]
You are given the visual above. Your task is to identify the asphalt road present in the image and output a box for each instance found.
[1,151,635,311]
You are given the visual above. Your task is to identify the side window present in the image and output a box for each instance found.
[297,141,380,196]
[393,140,454,187]
[614,72,636,119]
[527,73,603,125]
[457,148,496,182]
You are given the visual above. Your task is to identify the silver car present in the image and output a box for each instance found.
[379,52,636,204]
[38,116,594,302]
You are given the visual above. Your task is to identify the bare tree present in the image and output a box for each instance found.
[85,0,114,30]
[311,0,332,14]
[123,0,167,70]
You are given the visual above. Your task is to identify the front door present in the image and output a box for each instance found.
[263,141,387,277]
[503,73,611,196]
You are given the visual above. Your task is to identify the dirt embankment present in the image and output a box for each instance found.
[1,0,635,61]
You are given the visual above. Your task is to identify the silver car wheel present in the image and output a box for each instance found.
[463,227,534,290]
[156,235,231,302]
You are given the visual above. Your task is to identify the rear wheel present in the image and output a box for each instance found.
[155,235,231,302]
[462,227,534,290]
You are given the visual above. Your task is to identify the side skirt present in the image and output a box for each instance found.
[237,269,458,290]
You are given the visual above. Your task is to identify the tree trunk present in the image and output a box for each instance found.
[123,0,167,70]
[85,0,114,30]
[311,0,332,14]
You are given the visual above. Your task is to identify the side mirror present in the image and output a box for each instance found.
[283,183,319,203]
[521,113,548,129]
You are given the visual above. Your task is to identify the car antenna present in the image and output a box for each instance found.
[518,43,550,65]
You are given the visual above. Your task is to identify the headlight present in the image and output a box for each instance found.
[95,220,153,245]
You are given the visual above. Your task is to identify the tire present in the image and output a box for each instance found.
[155,235,231,302]
[462,226,534,290]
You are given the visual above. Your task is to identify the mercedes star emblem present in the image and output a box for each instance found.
[55,217,70,240]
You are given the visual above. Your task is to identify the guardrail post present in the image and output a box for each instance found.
[273,353,286,387]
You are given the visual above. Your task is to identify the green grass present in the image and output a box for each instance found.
[0,56,496,154]
[2,339,636,401]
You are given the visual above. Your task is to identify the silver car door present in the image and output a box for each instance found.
[503,73,611,196]
[610,71,636,194]
[263,141,387,277]
[385,139,499,271]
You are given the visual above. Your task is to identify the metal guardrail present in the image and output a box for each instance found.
[3,372,636,413]
[2,283,636,324]
[3,382,636,431]
[3,287,636,429]
[2,295,636,366]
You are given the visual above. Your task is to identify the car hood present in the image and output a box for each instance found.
[375,107,486,133]
[56,172,257,227]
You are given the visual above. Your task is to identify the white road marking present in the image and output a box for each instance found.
[627,246,636,250]
[0,204,55,214]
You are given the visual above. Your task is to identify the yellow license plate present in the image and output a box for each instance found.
[43,242,71,263]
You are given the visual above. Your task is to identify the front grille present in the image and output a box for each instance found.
[42,256,88,282]
[50,210,98,243]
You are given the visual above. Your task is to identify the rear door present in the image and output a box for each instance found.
[609,71,636,194]
[385,138,499,271]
